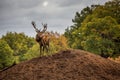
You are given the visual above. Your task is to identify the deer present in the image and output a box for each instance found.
[31,21,50,56]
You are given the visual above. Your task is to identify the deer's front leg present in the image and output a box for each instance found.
[40,45,42,56]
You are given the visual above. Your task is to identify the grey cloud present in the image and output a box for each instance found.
[0,0,42,9]
[0,0,110,37]
[51,0,107,7]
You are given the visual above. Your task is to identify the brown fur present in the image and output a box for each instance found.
[31,21,50,56]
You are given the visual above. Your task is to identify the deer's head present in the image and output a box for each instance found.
[31,21,48,41]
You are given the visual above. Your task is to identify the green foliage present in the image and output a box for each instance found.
[0,40,14,69]
[19,43,40,61]
[0,31,68,70]
[0,32,35,66]
[64,0,120,57]
[64,5,98,48]
[2,32,35,56]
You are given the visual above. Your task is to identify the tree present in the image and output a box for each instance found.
[105,0,120,24]
[1,32,35,56]
[64,0,120,57]
[73,15,120,57]
[1,32,35,63]
[64,5,98,48]
[0,40,14,69]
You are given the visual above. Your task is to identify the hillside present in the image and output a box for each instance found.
[0,50,120,80]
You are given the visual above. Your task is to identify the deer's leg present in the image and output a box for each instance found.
[44,45,48,54]
[40,45,42,56]
[44,44,49,56]
[42,41,46,56]
[43,46,45,55]
[46,45,49,53]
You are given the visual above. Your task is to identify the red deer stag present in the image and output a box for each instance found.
[31,21,50,56]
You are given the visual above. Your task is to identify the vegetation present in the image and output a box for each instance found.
[64,0,120,57]
[0,39,14,69]
[0,32,68,70]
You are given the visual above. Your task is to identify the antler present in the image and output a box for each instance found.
[31,21,40,33]
[41,23,47,32]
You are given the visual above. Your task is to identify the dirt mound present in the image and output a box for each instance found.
[0,50,120,80]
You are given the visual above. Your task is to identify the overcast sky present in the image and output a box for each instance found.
[0,0,110,37]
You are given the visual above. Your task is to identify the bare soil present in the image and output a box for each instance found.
[0,49,120,80]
